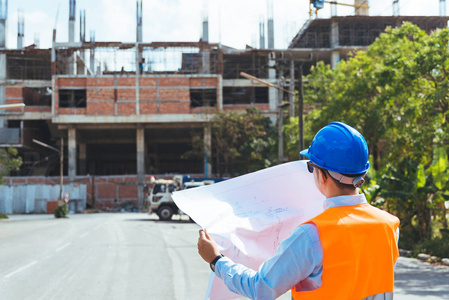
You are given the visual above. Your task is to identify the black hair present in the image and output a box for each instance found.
[324,170,359,191]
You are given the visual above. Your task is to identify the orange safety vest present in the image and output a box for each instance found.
[291,203,399,300]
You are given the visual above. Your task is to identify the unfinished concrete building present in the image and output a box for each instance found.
[1,0,448,213]
[289,15,449,71]
[0,0,310,212]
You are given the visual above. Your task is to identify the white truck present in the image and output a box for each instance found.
[146,175,220,221]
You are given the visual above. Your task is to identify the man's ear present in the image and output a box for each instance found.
[320,169,328,182]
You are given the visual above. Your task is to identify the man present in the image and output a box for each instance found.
[198,122,400,299]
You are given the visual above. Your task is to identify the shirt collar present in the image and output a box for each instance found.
[323,193,367,210]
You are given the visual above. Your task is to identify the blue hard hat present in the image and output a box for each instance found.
[300,122,370,175]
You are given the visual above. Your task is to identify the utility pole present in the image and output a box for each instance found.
[240,53,310,162]
[298,64,304,159]
[277,76,287,163]
[240,72,294,163]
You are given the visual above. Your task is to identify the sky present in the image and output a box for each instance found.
[3,0,446,50]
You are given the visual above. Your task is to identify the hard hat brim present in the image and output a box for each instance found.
[300,148,309,157]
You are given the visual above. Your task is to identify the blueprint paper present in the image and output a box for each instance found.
[172,160,325,300]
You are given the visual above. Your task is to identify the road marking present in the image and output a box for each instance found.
[55,242,71,252]
[4,261,38,278]
[79,232,89,238]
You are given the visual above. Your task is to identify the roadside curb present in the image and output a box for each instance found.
[400,249,449,267]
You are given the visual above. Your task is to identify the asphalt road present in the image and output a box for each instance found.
[1,213,448,300]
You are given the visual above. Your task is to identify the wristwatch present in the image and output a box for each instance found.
[210,254,224,272]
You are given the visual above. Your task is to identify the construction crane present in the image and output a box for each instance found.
[309,0,370,17]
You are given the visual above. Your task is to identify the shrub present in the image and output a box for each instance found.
[412,237,449,259]
[54,205,68,218]
[398,226,420,251]
[0,213,8,219]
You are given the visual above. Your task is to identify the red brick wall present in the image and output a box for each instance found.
[189,78,203,87]
[139,77,157,87]
[140,102,158,114]
[139,88,157,100]
[87,78,115,87]
[160,102,190,114]
[159,77,189,86]
[5,87,24,113]
[5,87,23,98]
[117,88,135,100]
[117,102,136,115]
[57,77,87,87]
[86,101,115,115]
[53,75,221,116]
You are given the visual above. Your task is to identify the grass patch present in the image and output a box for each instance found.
[0,213,8,219]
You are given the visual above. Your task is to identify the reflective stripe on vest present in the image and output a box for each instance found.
[291,203,399,300]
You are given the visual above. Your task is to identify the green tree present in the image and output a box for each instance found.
[185,108,276,177]
[295,22,449,244]
[430,146,449,235]
[212,108,276,176]
[0,147,23,183]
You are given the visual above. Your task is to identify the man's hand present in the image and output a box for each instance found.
[197,229,221,263]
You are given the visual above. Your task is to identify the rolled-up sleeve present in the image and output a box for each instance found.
[214,223,323,299]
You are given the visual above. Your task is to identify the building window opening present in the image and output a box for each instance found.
[223,87,268,105]
[255,87,269,104]
[190,88,217,108]
[59,89,87,108]
[7,120,21,128]
[23,87,52,106]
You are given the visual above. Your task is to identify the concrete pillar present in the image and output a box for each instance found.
[331,51,340,69]
[277,77,285,163]
[218,75,223,110]
[68,127,77,182]
[331,21,339,48]
[136,125,145,208]
[0,53,6,128]
[17,36,23,49]
[136,0,143,43]
[268,52,277,113]
[67,51,74,75]
[267,0,274,49]
[136,1,143,76]
[90,49,95,75]
[259,21,265,49]
[0,19,6,48]
[90,31,95,75]
[69,0,75,43]
[202,20,209,42]
[440,0,446,16]
[202,51,210,74]
[77,51,85,75]
[204,124,212,178]
[330,21,340,69]
[267,19,274,49]
[136,43,141,114]
[79,143,86,175]
[69,21,75,43]
[289,60,295,118]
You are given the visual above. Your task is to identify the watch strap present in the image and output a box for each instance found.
[210,254,224,272]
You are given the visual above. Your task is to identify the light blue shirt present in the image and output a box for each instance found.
[214,194,369,299]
